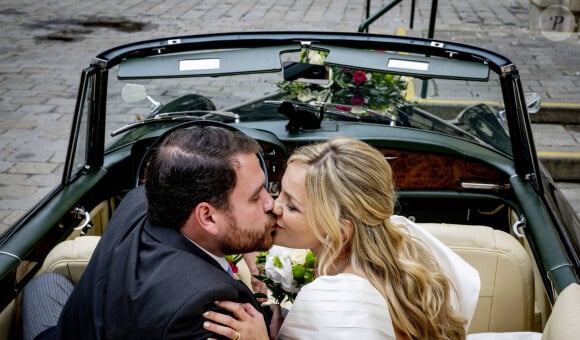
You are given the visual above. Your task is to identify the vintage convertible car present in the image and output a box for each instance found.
[1,31,579,338]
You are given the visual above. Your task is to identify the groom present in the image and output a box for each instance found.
[23,126,277,339]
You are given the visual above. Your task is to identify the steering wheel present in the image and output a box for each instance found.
[134,120,268,188]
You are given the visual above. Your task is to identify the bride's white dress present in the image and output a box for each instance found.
[277,215,481,339]
[278,273,395,339]
[275,215,542,339]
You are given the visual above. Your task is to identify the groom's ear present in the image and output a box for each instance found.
[340,219,354,242]
[194,202,220,236]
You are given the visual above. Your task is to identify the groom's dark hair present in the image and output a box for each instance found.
[145,126,261,229]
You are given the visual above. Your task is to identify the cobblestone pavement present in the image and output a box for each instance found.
[1,0,579,233]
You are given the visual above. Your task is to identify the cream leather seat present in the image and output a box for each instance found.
[541,283,580,340]
[39,235,256,288]
[418,223,535,334]
[38,236,100,284]
[37,224,536,335]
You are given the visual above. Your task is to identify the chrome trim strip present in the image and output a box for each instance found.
[460,182,509,190]
[0,251,22,264]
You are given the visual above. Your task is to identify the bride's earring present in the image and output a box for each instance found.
[324,235,331,243]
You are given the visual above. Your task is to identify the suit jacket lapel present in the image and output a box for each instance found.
[143,221,225,272]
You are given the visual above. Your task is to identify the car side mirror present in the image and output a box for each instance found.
[121,84,148,103]
[121,84,161,111]
[525,92,541,114]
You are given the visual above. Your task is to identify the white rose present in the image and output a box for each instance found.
[289,249,308,265]
[308,51,325,65]
[265,246,295,292]
[297,88,313,102]
[316,89,330,102]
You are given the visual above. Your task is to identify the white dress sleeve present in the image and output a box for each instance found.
[390,215,481,330]
[278,274,395,340]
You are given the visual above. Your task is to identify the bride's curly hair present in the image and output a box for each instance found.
[288,136,467,339]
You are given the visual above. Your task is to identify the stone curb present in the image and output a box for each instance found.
[530,103,580,124]
[541,157,580,182]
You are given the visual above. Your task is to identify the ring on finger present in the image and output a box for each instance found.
[232,331,241,340]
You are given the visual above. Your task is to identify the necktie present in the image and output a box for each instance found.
[226,264,235,277]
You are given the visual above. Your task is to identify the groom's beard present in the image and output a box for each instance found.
[220,213,275,255]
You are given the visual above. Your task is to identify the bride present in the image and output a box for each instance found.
[203,137,479,339]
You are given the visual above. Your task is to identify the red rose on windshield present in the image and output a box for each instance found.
[352,71,367,86]
[350,95,364,105]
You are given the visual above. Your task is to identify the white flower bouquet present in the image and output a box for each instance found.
[254,246,317,304]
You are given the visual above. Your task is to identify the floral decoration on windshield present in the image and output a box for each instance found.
[278,50,409,114]
[254,246,317,304]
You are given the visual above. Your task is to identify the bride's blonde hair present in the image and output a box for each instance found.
[288,137,466,339]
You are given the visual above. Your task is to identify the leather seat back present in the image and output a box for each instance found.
[419,223,535,333]
[37,224,536,334]
[38,236,100,284]
[541,283,580,340]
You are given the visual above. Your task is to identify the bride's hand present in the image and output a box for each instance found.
[203,300,269,340]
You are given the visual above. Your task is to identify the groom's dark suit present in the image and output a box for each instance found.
[52,186,267,339]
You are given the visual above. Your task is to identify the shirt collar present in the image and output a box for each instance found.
[185,238,230,272]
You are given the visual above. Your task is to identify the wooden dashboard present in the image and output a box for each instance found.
[262,141,511,195]
[378,148,510,191]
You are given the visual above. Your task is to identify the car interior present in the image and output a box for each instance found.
[0,199,566,338]
[0,131,577,339]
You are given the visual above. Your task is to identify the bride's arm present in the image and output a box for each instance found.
[203,301,282,340]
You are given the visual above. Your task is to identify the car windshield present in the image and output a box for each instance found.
[103,47,511,156]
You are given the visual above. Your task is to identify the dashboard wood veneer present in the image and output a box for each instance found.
[378,148,509,191]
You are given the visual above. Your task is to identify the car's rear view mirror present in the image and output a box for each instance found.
[282,62,330,85]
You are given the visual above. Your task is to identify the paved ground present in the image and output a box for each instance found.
[0,0,579,233]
